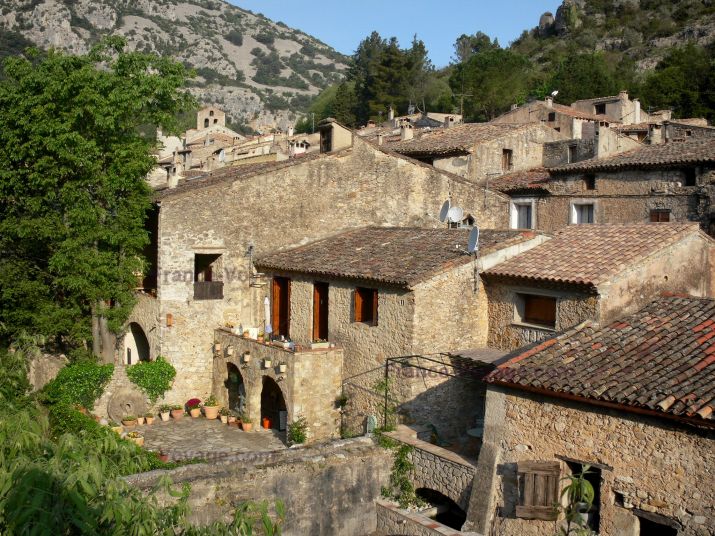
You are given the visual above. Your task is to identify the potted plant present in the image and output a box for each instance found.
[186,398,202,418]
[159,404,172,422]
[561,465,596,532]
[228,410,238,425]
[137,415,145,425]
[158,450,169,463]
[109,421,123,435]
[257,331,265,343]
[203,395,220,420]
[261,416,272,429]
[219,407,230,424]
[170,404,184,420]
[122,415,138,427]
[126,431,144,447]
[241,415,253,432]
[310,338,330,350]
[145,412,155,425]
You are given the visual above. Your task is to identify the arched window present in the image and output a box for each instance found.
[204,118,209,128]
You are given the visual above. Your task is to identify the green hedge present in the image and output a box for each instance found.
[126,356,176,403]
[41,362,114,410]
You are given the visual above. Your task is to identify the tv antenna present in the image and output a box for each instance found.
[551,90,559,97]
[467,225,482,294]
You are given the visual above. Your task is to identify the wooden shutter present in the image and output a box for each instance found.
[524,295,556,327]
[371,289,379,326]
[354,288,364,323]
[516,461,561,521]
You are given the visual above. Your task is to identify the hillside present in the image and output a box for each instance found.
[515,0,715,71]
[0,0,349,131]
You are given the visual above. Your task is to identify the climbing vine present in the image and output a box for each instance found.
[126,356,176,403]
[380,443,423,509]
[41,362,114,410]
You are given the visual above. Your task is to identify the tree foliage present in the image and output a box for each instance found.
[0,38,195,354]
[126,356,177,403]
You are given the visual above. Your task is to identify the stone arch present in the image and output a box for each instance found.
[124,322,150,364]
[415,488,467,530]
[225,363,246,415]
[260,376,287,431]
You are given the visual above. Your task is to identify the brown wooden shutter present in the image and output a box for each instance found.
[516,461,561,521]
[372,289,379,326]
[354,288,363,323]
[524,295,556,327]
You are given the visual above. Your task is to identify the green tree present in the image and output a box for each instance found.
[332,82,358,127]
[547,51,620,104]
[0,38,195,359]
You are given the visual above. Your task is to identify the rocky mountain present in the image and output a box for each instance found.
[516,0,715,71]
[0,0,349,131]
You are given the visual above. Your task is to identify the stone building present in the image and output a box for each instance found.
[491,137,715,235]
[119,127,512,430]
[571,91,647,126]
[196,105,226,130]
[468,295,715,536]
[386,122,564,185]
[253,226,546,431]
[482,223,715,351]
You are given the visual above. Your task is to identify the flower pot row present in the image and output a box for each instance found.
[121,414,156,427]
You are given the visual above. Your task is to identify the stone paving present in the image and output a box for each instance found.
[132,416,287,461]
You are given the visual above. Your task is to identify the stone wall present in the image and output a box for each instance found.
[125,437,392,536]
[119,292,160,364]
[154,136,510,404]
[542,138,596,167]
[28,352,68,392]
[212,328,343,441]
[468,386,715,536]
[375,500,466,536]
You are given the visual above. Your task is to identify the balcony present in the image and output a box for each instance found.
[194,281,223,300]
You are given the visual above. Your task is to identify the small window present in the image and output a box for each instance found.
[209,110,214,117]
[554,127,561,132]
[515,461,560,520]
[520,294,557,328]
[502,149,513,172]
[568,145,577,164]
[636,512,680,536]
[214,118,218,124]
[565,461,601,532]
[548,112,556,122]
[650,209,671,222]
[573,203,594,224]
[684,168,697,186]
[594,103,606,115]
[193,254,223,300]
[584,174,596,190]
[204,118,209,128]
[515,204,533,229]
[685,129,693,137]
[354,287,378,326]
[320,127,333,153]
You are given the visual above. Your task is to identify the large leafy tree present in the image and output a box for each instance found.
[0,38,194,359]
[547,51,620,104]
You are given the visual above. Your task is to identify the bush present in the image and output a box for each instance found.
[254,32,275,45]
[287,415,308,445]
[126,356,176,403]
[41,362,114,410]
[225,29,243,46]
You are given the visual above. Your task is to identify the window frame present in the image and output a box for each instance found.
[514,293,557,329]
[570,201,596,224]
[502,148,514,172]
[649,209,671,222]
[510,199,536,230]
[354,287,378,326]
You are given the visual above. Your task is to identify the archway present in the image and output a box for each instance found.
[415,488,466,530]
[225,363,246,415]
[125,322,150,364]
[260,377,287,431]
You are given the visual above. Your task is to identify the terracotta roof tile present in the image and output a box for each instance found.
[486,295,715,423]
[550,137,715,173]
[488,167,551,193]
[484,223,700,288]
[255,227,538,287]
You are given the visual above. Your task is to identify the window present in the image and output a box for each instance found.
[515,204,532,229]
[209,110,214,117]
[594,103,606,115]
[684,168,697,186]
[636,512,680,536]
[568,145,577,164]
[515,461,560,520]
[213,118,218,124]
[272,277,291,338]
[354,287,378,325]
[194,254,223,300]
[554,127,561,132]
[313,282,329,341]
[564,460,601,532]
[502,149,513,172]
[518,294,557,328]
[204,118,209,128]
[650,209,671,222]
[584,174,596,190]
[572,203,595,224]
[548,112,556,122]
[320,127,332,153]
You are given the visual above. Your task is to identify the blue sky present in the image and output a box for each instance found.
[229,1,562,67]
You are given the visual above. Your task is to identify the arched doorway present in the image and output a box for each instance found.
[125,322,150,364]
[415,488,466,530]
[260,377,287,431]
[225,363,246,415]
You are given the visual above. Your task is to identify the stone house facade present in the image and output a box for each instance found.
[483,223,715,351]
[122,129,512,419]
[467,295,715,536]
[253,227,546,432]
[387,122,564,185]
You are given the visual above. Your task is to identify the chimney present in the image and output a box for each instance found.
[400,123,413,141]
[388,106,394,122]
[287,126,294,137]
[545,96,553,108]
[619,90,629,101]
[443,116,454,129]
[377,134,384,146]
[633,98,641,124]
[511,103,519,111]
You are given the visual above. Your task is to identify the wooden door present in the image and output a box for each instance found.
[271,277,291,338]
[313,282,329,341]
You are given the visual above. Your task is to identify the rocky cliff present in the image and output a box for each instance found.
[0,0,349,131]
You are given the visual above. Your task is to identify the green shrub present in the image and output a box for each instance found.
[126,356,176,403]
[287,415,308,445]
[41,362,114,410]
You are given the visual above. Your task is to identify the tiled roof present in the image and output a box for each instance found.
[613,122,651,132]
[387,123,538,156]
[484,223,700,288]
[486,295,715,423]
[550,138,715,173]
[255,227,538,287]
[550,103,610,122]
[489,167,551,193]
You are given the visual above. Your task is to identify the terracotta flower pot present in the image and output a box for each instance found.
[111,425,123,435]
[220,415,228,424]
[122,419,138,427]
[228,416,236,423]
[145,417,155,425]
[130,436,144,447]
[160,412,170,422]
[137,416,145,425]
[171,409,184,420]
[203,405,219,420]
[189,407,201,418]
[159,453,169,463]
[242,422,253,432]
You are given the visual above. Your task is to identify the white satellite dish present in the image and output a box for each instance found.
[439,200,451,223]
[467,226,480,254]
[551,90,559,97]
[447,206,464,223]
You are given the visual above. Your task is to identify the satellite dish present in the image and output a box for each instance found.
[439,200,451,223]
[467,226,480,253]
[447,206,464,223]
[551,90,559,97]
